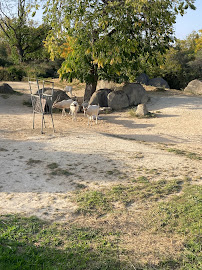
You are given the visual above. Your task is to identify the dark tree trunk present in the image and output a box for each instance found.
[83,64,98,102]
[84,81,97,102]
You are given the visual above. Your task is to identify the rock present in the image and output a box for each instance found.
[99,107,113,114]
[122,83,149,106]
[0,83,15,94]
[89,88,112,107]
[136,73,149,85]
[184,79,202,95]
[36,88,70,103]
[136,104,148,117]
[107,90,129,110]
[148,77,170,89]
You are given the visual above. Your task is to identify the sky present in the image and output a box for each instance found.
[174,0,202,40]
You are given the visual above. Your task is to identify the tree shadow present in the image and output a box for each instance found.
[99,132,178,144]
[104,114,155,129]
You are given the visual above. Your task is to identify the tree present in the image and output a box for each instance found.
[44,0,196,100]
[158,29,202,89]
[0,0,49,62]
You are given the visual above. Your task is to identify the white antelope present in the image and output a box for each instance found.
[70,101,79,121]
[84,105,100,125]
[52,98,74,116]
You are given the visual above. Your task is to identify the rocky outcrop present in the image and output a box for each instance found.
[89,88,112,107]
[0,83,15,94]
[122,83,148,106]
[136,73,170,89]
[108,90,129,110]
[89,83,148,110]
[184,79,202,95]
[148,77,170,89]
[136,73,149,85]
[36,88,70,103]
[107,83,148,110]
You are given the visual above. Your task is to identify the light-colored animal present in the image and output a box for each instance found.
[52,98,74,116]
[70,101,79,121]
[64,86,73,97]
[84,105,100,125]
[82,101,89,115]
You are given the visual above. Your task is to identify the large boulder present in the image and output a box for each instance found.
[36,88,70,103]
[122,83,149,106]
[107,83,149,110]
[184,79,202,95]
[89,88,112,107]
[148,77,170,89]
[136,73,149,85]
[107,90,129,110]
[0,83,15,94]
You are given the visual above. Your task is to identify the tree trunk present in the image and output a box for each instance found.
[83,64,98,102]
[84,81,97,102]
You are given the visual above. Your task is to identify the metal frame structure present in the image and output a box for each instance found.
[29,79,55,134]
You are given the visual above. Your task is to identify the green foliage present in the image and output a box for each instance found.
[159,30,202,89]
[0,1,50,63]
[0,60,60,81]
[44,0,196,87]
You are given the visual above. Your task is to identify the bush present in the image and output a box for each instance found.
[0,67,13,81]
[7,66,26,81]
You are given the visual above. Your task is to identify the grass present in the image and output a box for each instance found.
[150,184,202,269]
[47,162,59,170]
[128,108,156,118]
[26,158,42,165]
[50,168,73,176]
[75,190,112,215]
[47,162,73,177]
[0,147,8,151]
[0,215,123,270]
[22,100,32,107]
[0,181,201,269]
[74,179,183,214]
[162,147,202,161]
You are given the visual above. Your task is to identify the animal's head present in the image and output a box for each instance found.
[82,102,89,114]
[71,101,78,107]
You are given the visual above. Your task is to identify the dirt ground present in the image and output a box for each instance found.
[0,81,201,221]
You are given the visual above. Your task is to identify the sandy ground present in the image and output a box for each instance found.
[0,81,201,221]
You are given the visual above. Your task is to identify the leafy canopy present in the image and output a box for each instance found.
[0,0,49,62]
[44,0,196,83]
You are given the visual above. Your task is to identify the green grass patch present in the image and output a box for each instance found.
[0,215,123,270]
[47,163,73,177]
[47,162,59,170]
[22,100,32,107]
[26,158,42,165]
[50,168,73,176]
[150,184,202,269]
[75,190,112,215]
[166,148,202,160]
[0,147,8,151]
[128,108,156,118]
[74,179,183,215]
